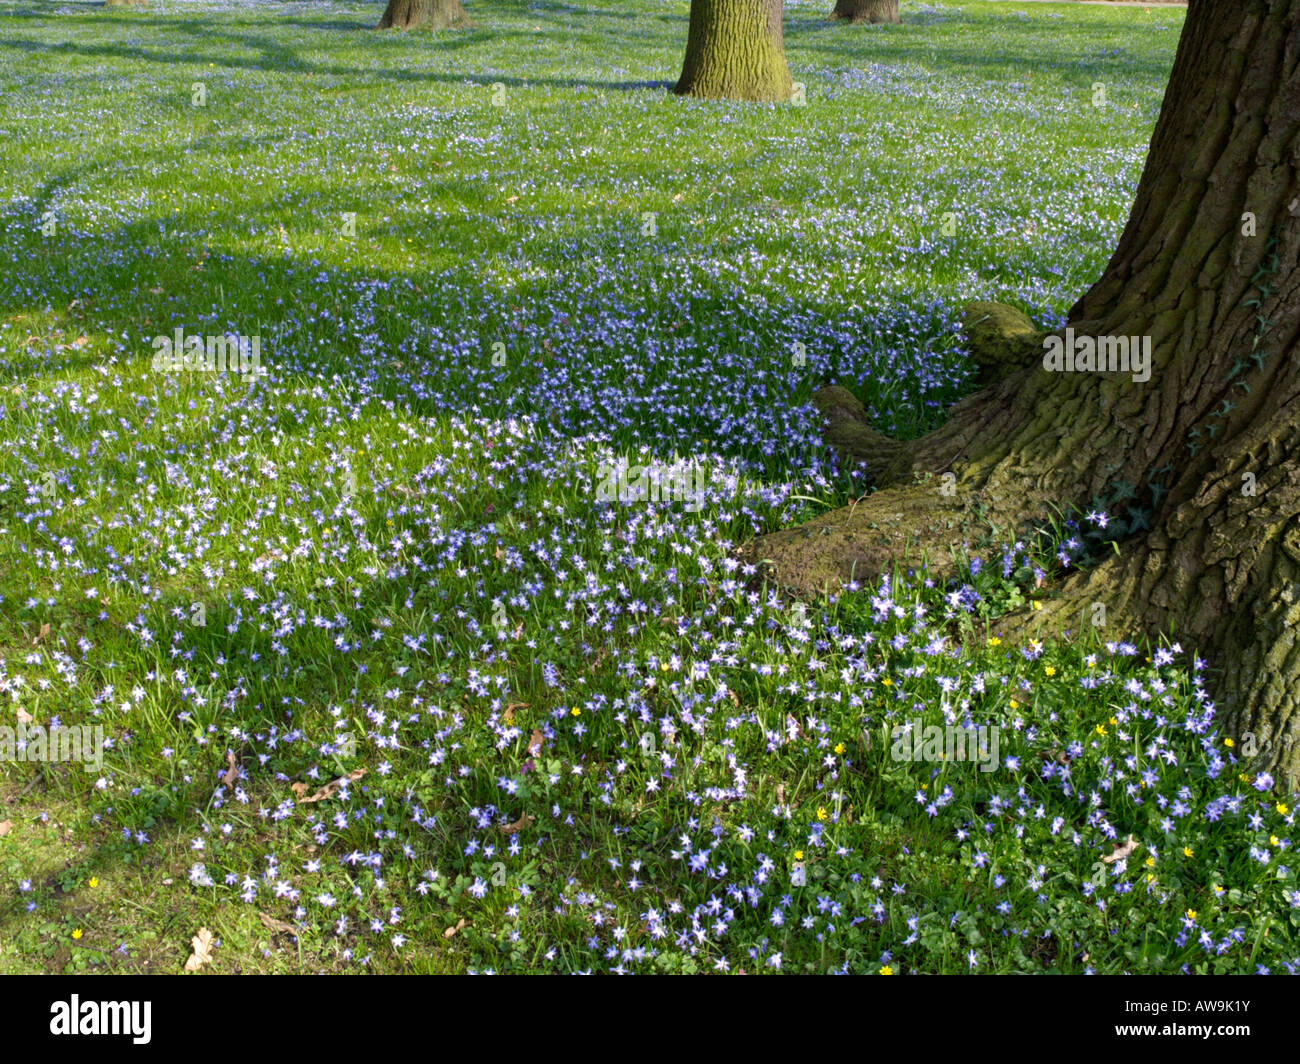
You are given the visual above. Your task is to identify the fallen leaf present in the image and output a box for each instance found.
[1102,835,1138,864]
[500,812,534,834]
[443,918,467,939]
[503,701,527,724]
[16,705,33,725]
[221,751,239,788]
[290,781,309,799]
[527,730,545,757]
[295,768,366,804]
[258,912,296,935]
[183,927,215,972]
[33,622,50,646]
[0,820,11,837]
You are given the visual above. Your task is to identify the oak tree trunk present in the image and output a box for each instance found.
[754,0,1300,781]
[377,0,469,31]
[831,0,900,24]
[675,0,795,102]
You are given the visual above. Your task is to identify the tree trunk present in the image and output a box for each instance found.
[377,0,469,31]
[752,0,1300,781]
[675,0,794,102]
[831,0,900,24]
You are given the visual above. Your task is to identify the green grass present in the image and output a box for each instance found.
[2,0,1297,975]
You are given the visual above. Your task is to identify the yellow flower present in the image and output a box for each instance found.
[1278,802,1289,815]
[1224,738,1235,748]
[816,807,829,821]
[1183,846,1194,857]
[1271,835,1281,846]
[881,678,892,687]
[1095,724,1107,737]
[1185,909,1197,921]
[1044,666,1056,677]
[793,850,804,861]
[879,964,894,975]
[1213,884,1225,895]
[834,742,845,755]
[1009,699,1019,710]
[660,662,670,672]
[1032,601,1043,611]
[1240,773,1253,784]
[88,877,99,888]
[1109,716,1118,726]
[570,706,580,717]
[1144,856,1155,867]
[1146,873,1154,883]
[987,637,1001,647]
[71,929,83,940]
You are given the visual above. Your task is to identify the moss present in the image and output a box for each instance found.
[961,301,1043,385]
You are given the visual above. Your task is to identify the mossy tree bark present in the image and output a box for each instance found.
[831,0,900,24]
[751,0,1300,781]
[377,0,469,31]
[675,0,794,102]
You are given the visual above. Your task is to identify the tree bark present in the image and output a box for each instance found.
[752,0,1300,781]
[675,0,795,103]
[831,0,900,24]
[377,0,469,31]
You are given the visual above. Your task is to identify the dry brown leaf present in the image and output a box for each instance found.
[221,751,239,788]
[33,622,50,646]
[258,912,296,935]
[500,812,534,834]
[527,730,545,757]
[290,781,309,799]
[0,820,11,837]
[183,927,215,972]
[503,701,527,724]
[15,705,33,725]
[295,768,366,804]
[443,918,467,939]
[1102,835,1138,864]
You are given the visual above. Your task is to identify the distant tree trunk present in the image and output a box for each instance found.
[675,0,794,102]
[377,0,469,31]
[751,0,1300,784]
[831,0,899,23]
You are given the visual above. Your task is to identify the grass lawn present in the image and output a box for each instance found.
[1,0,1296,975]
